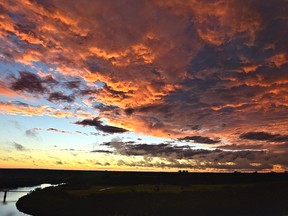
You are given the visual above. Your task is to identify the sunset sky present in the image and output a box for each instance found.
[0,0,288,172]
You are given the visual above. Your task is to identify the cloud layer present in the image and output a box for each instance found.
[1,0,288,171]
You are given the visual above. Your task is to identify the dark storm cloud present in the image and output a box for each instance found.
[106,139,282,171]
[124,108,134,115]
[124,143,216,158]
[10,71,47,94]
[48,92,75,103]
[63,80,81,89]
[75,118,129,134]
[240,132,288,142]
[104,140,219,159]
[116,150,274,171]
[213,150,266,163]
[272,136,288,143]
[100,136,288,171]
[90,150,113,154]
[240,132,278,141]
[179,136,220,144]
[8,71,82,103]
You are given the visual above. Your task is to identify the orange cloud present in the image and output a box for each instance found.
[242,65,259,73]
[0,101,90,119]
[269,53,288,68]
[157,0,261,46]
[0,83,18,97]
[1,0,288,147]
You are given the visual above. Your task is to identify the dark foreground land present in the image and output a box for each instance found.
[1,169,288,216]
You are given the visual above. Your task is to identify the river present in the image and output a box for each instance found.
[0,183,62,216]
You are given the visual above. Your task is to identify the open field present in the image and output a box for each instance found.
[17,181,288,216]
[2,169,285,216]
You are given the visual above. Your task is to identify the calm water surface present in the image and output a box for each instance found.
[0,183,60,216]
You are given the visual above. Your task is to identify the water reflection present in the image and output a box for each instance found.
[0,184,60,216]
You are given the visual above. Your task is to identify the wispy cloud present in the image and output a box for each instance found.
[13,142,27,151]
[0,101,91,119]
[46,128,88,136]
[25,128,41,138]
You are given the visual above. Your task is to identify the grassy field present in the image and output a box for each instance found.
[64,183,255,196]
[13,170,288,216]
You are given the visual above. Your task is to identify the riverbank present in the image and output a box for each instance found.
[1,183,60,216]
[16,172,288,216]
